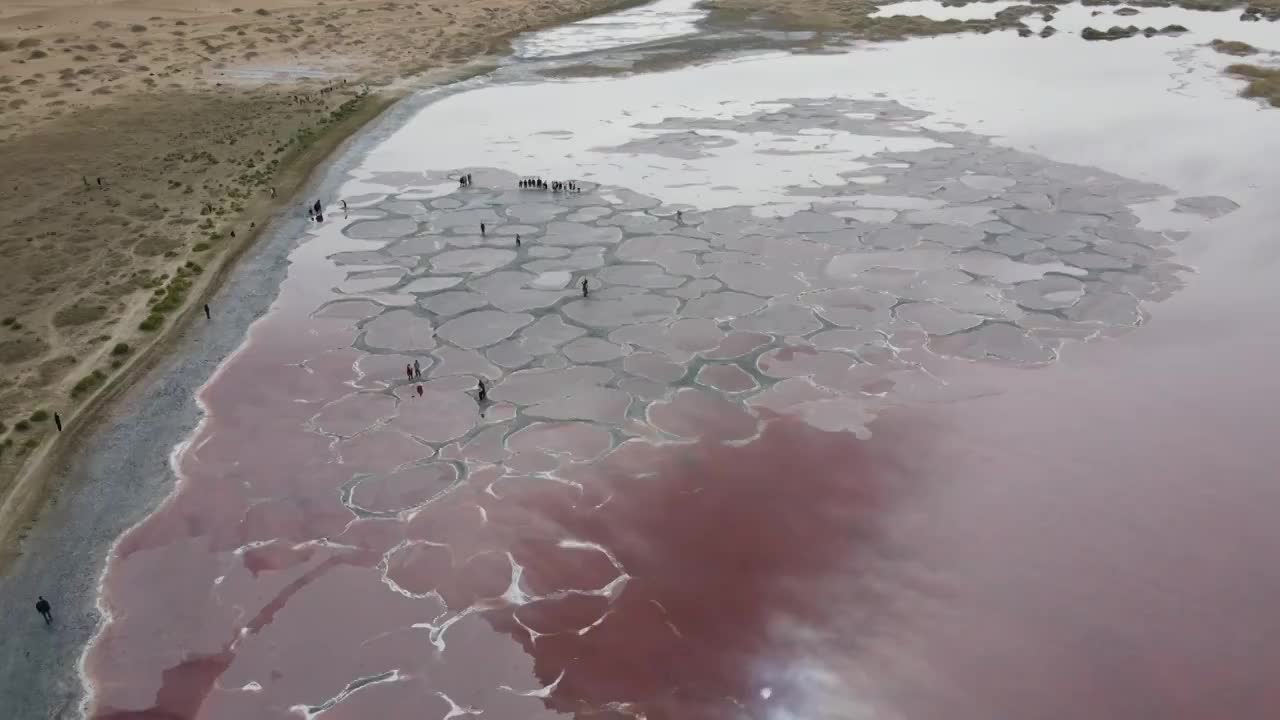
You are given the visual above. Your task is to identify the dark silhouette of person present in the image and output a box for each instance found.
[515,234,521,247]
[477,379,487,403]
[36,596,52,625]
[204,303,211,319]
[406,363,414,381]
[316,212,323,222]
[413,359,421,379]
[54,413,62,432]
[313,199,322,214]
[480,223,486,235]
[97,177,103,187]
[271,187,277,198]
[581,278,589,297]
[416,384,423,397]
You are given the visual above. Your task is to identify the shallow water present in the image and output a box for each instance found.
[83,3,1280,719]
[513,0,708,58]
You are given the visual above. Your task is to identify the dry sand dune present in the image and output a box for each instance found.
[0,0,641,565]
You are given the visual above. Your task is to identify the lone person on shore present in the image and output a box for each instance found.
[515,234,521,247]
[413,359,421,379]
[581,278,589,298]
[36,596,52,625]
[480,222,486,236]
[204,303,211,320]
[54,413,62,432]
[477,378,487,403]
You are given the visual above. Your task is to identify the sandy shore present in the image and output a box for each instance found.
[0,0,645,567]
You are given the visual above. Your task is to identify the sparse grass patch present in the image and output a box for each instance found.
[13,420,30,432]
[1211,39,1257,56]
[53,303,106,327]
[139,313,164,331]
[1226,63,1280,108]
[70,369,107,398]
[30,410,48,422]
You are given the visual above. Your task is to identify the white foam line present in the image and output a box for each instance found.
[438,691,482,718]
[558,537,628,580]
[578,608,614,636]
[503,552,533,605]
[377,539,454,600]
[288,669,403,718]
[500,669,565,699]
[511,612,546,645]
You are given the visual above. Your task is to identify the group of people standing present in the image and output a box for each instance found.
[306,199,349,222]
[405,360,489,405]
[518,177,579,193]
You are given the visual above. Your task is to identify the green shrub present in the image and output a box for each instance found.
[111,342,130,356]
[29,409,48,422]
[193,242,211,252]
[70,369,107,398]
[14,420,31,431]
[139,314,164,331]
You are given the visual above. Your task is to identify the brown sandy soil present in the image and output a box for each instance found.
[0,0,643,566]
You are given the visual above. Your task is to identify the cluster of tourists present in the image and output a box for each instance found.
[519,177,579,192]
